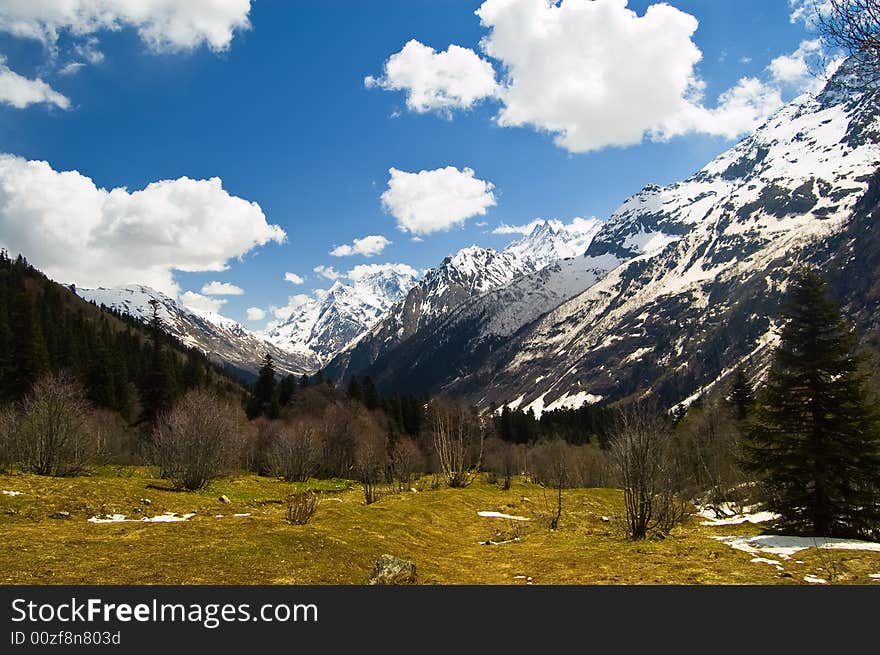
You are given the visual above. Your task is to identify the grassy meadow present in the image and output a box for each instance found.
[1,467,879,585]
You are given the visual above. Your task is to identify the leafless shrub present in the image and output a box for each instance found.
[675,399,748,513]
[483,438,519,490]
[152,388,247,490]
[0,404,19,473]
[610,402,692,540]
[286,491,319,525]
[17,372,97,476]
[390,436,425,491]
[430,399,483,488]
[354,419,388,504]
[268,420,323,483]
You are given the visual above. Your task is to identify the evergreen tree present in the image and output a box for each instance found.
[140,299,176,423]
[347,375,363,402]
[247,353,280,419]
[278,374,297,407]
[746,268,880,539]
[361,375,380,409]
[728,368,755,421]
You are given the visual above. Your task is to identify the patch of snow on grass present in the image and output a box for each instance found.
[88,512,196,524]
[803,574,828,584]
[1,490,23,496]
[714,535,880,560]
[478,511,529,522]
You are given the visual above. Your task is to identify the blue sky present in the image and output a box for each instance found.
[0,0,831,327]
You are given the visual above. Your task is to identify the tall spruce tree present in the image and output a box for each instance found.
[729,368,755,421]
[247,353,280,419]
[746,268,880,539]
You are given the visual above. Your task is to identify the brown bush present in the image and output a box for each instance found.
[429,399,483,488]
[17,371,97,476]
[268,420,323,483]
[286,491,319,525]
[0,404,18,473]
[152,388,247,490]
[390,436,425,490]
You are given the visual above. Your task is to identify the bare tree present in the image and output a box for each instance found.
[17,372,96,476]
[818,0,880,88]
[268,420,323,483]
[390,436,425,491]
[610,402,691,540]
[430,399,483,488]
[354,424,387,504]
[151,388,247,490]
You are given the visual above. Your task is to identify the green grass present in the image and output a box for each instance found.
[1,467,879,585]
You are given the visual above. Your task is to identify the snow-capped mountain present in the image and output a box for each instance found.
[76,285,313,378]
[332,59,880,415]
[326,218,602,378]
[262,264,420,368]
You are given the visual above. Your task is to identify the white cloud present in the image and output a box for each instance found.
[0,153,286,296]
[366,39,498,114]
[181,290,226,314]
[74,36,104,64]
[477,0,783,151]
[284,272,305,285]
[0,58,69,109]
[246,307,266,321]
[201,280,244,295]
[769,39,830,94]
[493,216,600,235]
[0,0,253,53]
[313,265,342,280]
[57,62,85,76]
[329,235,392,257]
[372,0,796,152]
[381,166,496,235]
[656,76,784,141]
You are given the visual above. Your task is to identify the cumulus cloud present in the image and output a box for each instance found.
[371,0,804,152]
[365,39,498,114]
[0,58,69,109]
[284,272,305,285]
[201,281,244,296]
[381,166,496,235]
[0,153,286,296]
[0,0,253,53]
[493,216,599,235]
[768,39,839,95]
[329,235,392,258]
[313,265,342,280]
[181,290,226,314]
[246,307,266,321]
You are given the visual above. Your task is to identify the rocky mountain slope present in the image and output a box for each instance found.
[326,218,601,378]
[76,285,312,378]
[333,60,880,414]
[262,263,419,369]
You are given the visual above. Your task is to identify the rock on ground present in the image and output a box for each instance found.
[368,555,417,585]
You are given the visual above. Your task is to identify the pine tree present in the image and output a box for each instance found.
[247,353,280,419]
[361,375,380,409]
[728,368,755,421]
[746,268,880,539]
[140,299,176,424]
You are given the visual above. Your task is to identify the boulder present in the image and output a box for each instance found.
[49,511,70,520]
[219,495,231,504]
[368,555,417,585]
